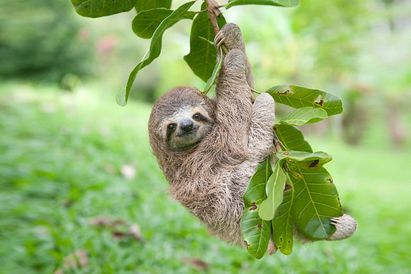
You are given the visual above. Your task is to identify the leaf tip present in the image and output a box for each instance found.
[116,90,127,106]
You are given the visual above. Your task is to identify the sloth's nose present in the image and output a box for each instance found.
[180,119,194,133]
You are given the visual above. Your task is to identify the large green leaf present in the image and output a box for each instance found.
[287,162,343,240]
[258,163,287,221]
[184,4,226,82]
[272,183,294,255]
[71,0,136,18]
[118,1,196,106]
[267,85,343,116]
[226,0,299,8]
[132,9,195,39]
[241,208,271,259]
[276,150,332,168]
[281,107,328,126]
[274,124,312,152]
[243,159,272,207]
[134,0,171,12]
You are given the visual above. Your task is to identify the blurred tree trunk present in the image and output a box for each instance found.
[341,85,370,145]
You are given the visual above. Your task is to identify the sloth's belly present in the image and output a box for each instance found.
[171,159,261,246]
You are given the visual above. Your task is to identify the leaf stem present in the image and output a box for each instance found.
[273,135,283,152]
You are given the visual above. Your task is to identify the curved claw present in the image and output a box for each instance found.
[214,31,225,49]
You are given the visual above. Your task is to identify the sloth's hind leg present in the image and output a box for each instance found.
[247,93,275,162]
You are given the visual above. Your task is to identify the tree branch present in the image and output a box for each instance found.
[206,0,221,34]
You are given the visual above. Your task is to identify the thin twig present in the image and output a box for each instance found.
[251,88,261,95]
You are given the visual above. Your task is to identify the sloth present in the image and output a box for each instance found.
[148,23,356,247]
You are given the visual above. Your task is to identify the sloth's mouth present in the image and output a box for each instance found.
[175,140,202,151]
[176,126,199,138]
[169,133,202,152]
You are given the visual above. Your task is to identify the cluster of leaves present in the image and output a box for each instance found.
[241,85,344,258]
[70,0,300,105]
[70,0,348,259]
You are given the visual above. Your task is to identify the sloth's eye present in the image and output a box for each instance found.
[192,113,202,121]
[167,123,177,131]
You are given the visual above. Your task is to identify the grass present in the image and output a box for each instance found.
[0,82,410,274]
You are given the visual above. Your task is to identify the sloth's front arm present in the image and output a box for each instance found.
[213,28,253,158]
[213,23,274,162]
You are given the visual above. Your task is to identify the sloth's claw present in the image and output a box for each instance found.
[214,32,225,49]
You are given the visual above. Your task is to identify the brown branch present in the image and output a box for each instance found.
[206,0,221,34]
[273,135,283,152]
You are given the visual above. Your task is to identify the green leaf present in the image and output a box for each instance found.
[243,159,272,207]
[203,47,223,94]
[276,150,332,168]
[272,183,294,255]
[134,0,171,12]
[118,1,196,106]
[71,0,136,18]
[274,124,312,152]
[241,158,272,258]
[226,0,299,8]
[259,163,287,221]
[267,85,343,116]
[281,107,328,126]
[287,162,343,240]
[184,4,226,82]
[132,9,196,39]
[241,207,271,259]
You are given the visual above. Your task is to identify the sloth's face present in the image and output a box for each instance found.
[163,105,214,151]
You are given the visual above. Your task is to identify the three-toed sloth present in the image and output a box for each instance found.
[148,23,356,247]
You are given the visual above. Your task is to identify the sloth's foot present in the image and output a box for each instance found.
[328,214,357,240]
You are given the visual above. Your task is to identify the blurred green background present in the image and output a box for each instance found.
[1,0,410,273]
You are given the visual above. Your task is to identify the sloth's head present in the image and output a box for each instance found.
[149,87,215,153]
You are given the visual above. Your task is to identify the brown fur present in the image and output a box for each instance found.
[148,24,275,245]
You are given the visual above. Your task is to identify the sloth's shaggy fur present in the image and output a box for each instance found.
[148,23,356,246]
[149,24,275,245]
